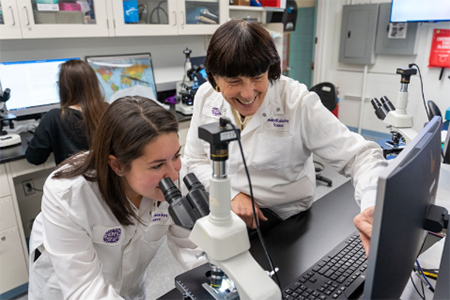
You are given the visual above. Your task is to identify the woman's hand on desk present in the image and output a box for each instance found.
[353,206,375,258]
[231,193,268,229]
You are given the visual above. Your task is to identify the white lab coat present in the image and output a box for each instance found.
[184,76,387,220]
[28,166,204,300]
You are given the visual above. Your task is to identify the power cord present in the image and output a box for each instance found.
[408,63,430,120]
[223,118,282,291]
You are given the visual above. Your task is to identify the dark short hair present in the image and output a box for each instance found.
[54,97,178,226]
[205,19,281,89]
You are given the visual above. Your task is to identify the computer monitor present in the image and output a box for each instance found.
[363,116,442,299]
[85,53,157,103]
[0,58,79,118]
[444,129,450,164]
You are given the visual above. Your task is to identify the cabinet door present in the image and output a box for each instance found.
[177,0,227,35]
[16,0,110,39]
[0,0,23,39]
[111,0,178,36]
[0,227,28,294]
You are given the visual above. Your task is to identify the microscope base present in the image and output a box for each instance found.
[0,133,21,148]
[175,103,194,115]
[175,263,218,300]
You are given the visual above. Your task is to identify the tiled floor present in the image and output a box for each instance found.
[10,157,348,300]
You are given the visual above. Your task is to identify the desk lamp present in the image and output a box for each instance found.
[0,88,22,148]
[371,66,418,145]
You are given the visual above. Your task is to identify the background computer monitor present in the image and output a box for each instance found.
[85,53,157,103]
[0,58,79,119]
[363,116,442,299]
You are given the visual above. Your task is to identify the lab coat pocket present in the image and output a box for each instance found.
[251,134,293,170]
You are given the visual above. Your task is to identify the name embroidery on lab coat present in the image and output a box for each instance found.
[152,213,168,222]
[103,228,122,244]
[264,116,291,131]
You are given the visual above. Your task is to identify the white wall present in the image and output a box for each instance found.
[0,35,207,91]
[315,0,450,136]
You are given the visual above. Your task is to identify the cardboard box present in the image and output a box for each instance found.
[232,0,250,6]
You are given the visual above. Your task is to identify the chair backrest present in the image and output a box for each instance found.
[427,100,442,121]
[309,82,338,112]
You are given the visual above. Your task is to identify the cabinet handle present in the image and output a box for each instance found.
[173,11,177,26]
[9,6,15,26]
[23,6,30,26]
[347,31,351,39]
[1,236,5,241]
[180,11,184,27]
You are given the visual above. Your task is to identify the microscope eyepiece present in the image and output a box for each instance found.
[183,173,205,192]
[159,177,182,204]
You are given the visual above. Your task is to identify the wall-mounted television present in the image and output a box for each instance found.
[391,0,450,23]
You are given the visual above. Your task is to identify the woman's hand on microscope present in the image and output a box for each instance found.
[231,192,268,229]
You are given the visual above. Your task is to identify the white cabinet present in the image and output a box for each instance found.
[0,0,111,39]
[111,0,227,36]
[0,227,29,295]
[0,0,24,39]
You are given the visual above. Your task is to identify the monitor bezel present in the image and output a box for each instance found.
[1,57,79,118]
[363,116,442,299]
[390,0,450,23]
[84,52,157,101]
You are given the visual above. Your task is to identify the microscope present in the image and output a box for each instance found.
[175,48,204,116]
[160,117,282,300]
[0,88,22,148]
[371,67,419,154]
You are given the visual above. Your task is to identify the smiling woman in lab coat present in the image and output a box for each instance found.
[29,97,204,300]
[183,20,387,256]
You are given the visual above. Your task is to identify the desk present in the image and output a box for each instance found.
[158,182,361,299]
[159,180,447,300]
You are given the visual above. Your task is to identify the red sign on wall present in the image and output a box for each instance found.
[429,29,450,68]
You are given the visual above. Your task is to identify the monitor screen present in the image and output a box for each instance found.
[391,0,450,22]
[363,116,442,299]
[85,53,157,103]
[0,58,79,118]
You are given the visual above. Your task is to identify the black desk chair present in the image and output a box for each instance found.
[309,82,338,187]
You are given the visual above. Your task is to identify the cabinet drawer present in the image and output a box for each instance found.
[0,196,17,232]
[0,227,28,294]
[0,164,10,198]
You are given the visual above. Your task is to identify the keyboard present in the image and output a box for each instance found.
[283,231,368,300]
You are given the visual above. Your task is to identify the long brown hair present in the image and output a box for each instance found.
[205,19,281,90]
[53,96,179,226]
[59,59,108,143]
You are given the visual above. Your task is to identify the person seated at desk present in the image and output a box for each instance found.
[26,59,108,165]
[183,20,388,255]
[28,97,204,299]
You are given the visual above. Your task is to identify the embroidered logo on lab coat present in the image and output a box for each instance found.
[264,116,291,131]
[103,228,122,244]
[211,107,222,116]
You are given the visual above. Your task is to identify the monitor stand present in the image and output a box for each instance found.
[0,114,22,148]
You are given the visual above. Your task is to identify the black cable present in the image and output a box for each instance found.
[226,120,282,291]
[31,187,43,192]
[408,63,430,120]
[410,275,426,300]
[149,1,168,24]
